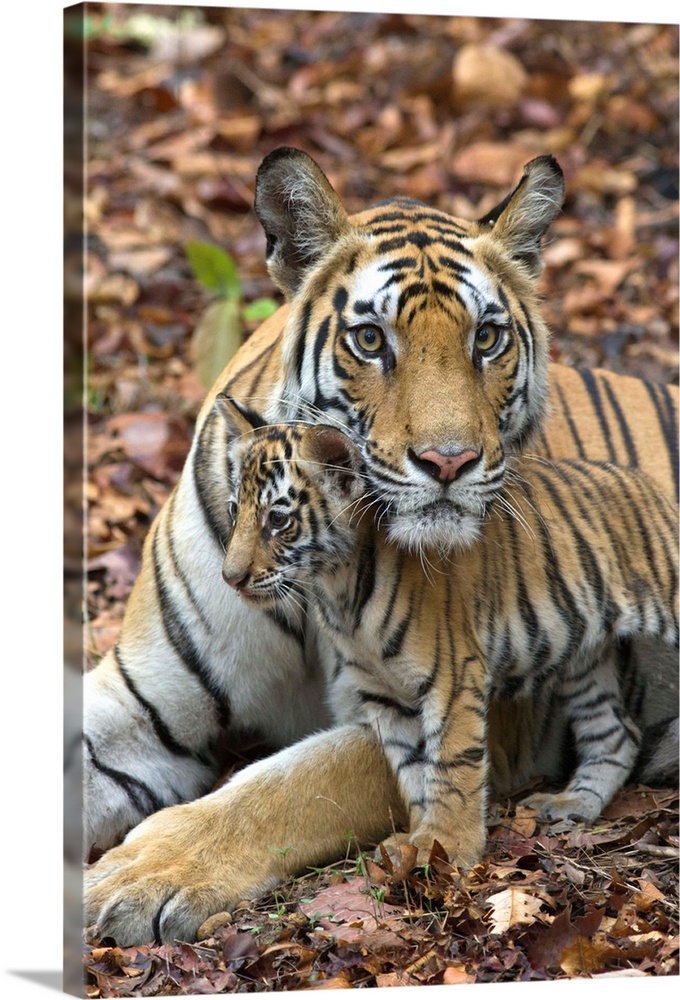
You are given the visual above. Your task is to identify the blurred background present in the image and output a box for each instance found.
[66,3,678,662]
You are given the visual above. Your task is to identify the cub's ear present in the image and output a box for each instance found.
[478,155,564,277]
[214,394,266,439]
[300,426,364,497]
[254,147,351,298]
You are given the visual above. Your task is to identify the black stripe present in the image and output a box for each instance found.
[352,535,376,628]
[85,736,164,815]
[192,412,230,549]
[533,465,609,621]
[578,370,616,463]
[643,380,679,501]
[222,336,278,399]
[382,608,412,659]
[359,691,419,718]
[553,380,586,459]
[534,429,553,460]
[152,530,231,727]
[165,490,213,632]
[265,605,305,645]
[291,301,312,389]
[504,489,553,671]
[599,462,674,598]
[525,473,588,652]
[152,889,180,944]
[600,378,639,469]
[114,646,212,767]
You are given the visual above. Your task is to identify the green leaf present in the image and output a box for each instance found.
[186,241,241,300]
[242,297,280,322]
[191,299,243,389]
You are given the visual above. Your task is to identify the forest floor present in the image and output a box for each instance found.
[73,5,678,992]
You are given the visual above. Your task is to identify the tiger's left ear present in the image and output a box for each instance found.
[478,155,564,277]
[214,393,266,439]
[300,426,364,498]
[254,148,352,298]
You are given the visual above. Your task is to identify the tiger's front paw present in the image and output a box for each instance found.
[520,790,601,822]
[84,798,281,946]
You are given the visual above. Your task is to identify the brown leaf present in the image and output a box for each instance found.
[572,259,641,297]
[197,911,233,939]
[443,964,474,984]
[631,880,666,912]
[452,44,528,110]
[299,878,405,946]
[452,143,535,187]
[106,411,192,481]
[559,932,657,976]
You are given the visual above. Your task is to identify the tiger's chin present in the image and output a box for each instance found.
[386,504,484,556]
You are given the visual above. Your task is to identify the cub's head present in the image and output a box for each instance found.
[255,147,564,553]
[216,395,364,608]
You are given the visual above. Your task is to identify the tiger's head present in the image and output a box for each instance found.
[255,147,564,553]
[216,395,365,609]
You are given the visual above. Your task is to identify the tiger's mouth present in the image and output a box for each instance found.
[384,497,487,554]
[234,574,301,608]
[234,586,275,605]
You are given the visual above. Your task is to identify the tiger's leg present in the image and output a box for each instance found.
[84,724,407,946]
[522,644,641,821]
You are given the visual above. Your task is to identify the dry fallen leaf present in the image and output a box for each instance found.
[485,887,552,934]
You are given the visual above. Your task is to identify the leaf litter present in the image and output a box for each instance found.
[76,6,679,990]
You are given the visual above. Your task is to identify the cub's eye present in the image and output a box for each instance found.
[352,325,385,354]
[268,508,291,531]
[474,323,502,355]
[226,501,238,523]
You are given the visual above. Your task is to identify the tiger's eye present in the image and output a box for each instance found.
[354,325,385,353]
[474,324,501,354]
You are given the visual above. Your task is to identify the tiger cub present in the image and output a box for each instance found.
[217,396,679,867]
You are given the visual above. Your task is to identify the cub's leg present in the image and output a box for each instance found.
[387,654,488,867]
[362,708,426,861]
[522,645,641,821]
[85,724,407,946]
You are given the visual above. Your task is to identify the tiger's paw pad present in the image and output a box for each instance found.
[520,791,600,822]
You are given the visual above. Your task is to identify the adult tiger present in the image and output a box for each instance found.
[84,149,678,946]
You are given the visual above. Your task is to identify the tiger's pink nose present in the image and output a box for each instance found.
[416,448,481,483]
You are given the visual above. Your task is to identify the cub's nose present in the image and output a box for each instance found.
[222,568,250,590]
[410,447,481,483]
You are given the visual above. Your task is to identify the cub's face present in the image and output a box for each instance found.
[221,421,363,609]
[256,149,564,554]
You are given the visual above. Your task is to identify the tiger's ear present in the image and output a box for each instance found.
[478,155,564,277]
[254,148,351,298]
[214,393,266,439]
[300,426,364,498]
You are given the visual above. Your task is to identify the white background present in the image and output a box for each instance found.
[0,0,677,997]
